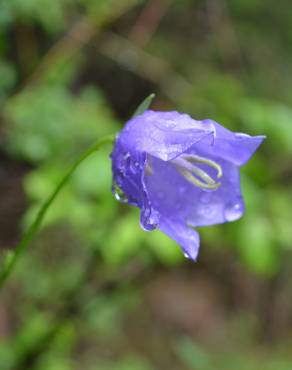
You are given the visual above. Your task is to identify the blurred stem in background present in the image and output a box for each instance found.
[0,0,146,288]
[16,0,144,90]
[96,30,194,103]
[129,0,172,47]
[0,89,156,289]
[0,135,115,290]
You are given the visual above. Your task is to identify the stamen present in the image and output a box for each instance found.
[171,154,223,191]
[177,167,221,190]
[182,154,223,178]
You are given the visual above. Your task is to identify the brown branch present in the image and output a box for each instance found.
[129,0,172,47]
[206,0,245,71]
[21,0,143,89]
[97,31,198,104]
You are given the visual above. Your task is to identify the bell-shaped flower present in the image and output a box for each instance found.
[111,110,265,261]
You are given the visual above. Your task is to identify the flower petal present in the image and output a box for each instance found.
[111,140,161,231]
[143,154,245,228]
[159,218,200,261]
[111,109,265,261]
[118,111,215,161]
[111,142,147,207]
[199,119,265,166]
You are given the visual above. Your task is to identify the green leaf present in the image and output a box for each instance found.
[146,230,184,265]
[174,337,211,369]
[132,93,155,118]
[237,215,278,276]
[101,211,145,264]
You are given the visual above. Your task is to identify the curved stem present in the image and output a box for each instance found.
[0,135,116,290]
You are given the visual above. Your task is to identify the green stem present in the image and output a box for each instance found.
[0,134,115,290]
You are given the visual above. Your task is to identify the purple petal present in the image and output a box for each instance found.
[118,111,215,161]
[111,141,160,231]
[110,110,265,261]
[111,145,146,207]
[144,154,245,228]
[200,119,266,166]
[159,218,200,261]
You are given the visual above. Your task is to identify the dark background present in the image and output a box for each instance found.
[1,0,292,369]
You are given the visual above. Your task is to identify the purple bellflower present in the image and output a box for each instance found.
[111,110,265,261]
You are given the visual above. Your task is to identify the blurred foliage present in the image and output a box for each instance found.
[175,336,292,370]
[1,0,292,369]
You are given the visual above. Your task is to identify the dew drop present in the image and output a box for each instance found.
[112,181,128,203]
[224,201,243,221]
[183,251,191,259]
[140,207,160,231]
[123,152,130,160]
[129,160,140,173]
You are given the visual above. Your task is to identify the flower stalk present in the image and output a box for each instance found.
[0,135,115,290]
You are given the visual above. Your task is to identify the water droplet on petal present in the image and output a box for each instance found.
[129,159,140,173]
[123,152,130,160]
[224,201,244,221]
[140,207,160,231]
[183,251,191,259]
[112,181,128,203]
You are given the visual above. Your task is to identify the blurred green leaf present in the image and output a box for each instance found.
[102,211,145,264]
[237,215,279,276]
[240,99,292,154]
[2,0,70,33]
[5,85,117,163]
[174,337,212,369]
[133,93,155,117]
[146,229,184,265]
[0,59,17,100]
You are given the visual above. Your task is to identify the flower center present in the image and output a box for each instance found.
[171,154,223,190]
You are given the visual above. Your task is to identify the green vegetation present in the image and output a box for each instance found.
[1,0,292,369]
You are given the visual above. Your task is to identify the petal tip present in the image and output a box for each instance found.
[223,199,245,222]
[183,248,199,262]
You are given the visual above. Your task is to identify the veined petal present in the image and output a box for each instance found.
[111,144,147,207]
[200,119,266,166]
[159,219,200,261]
[118,111,215,161]
[143,154,245,227]
[110,109,265,261]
